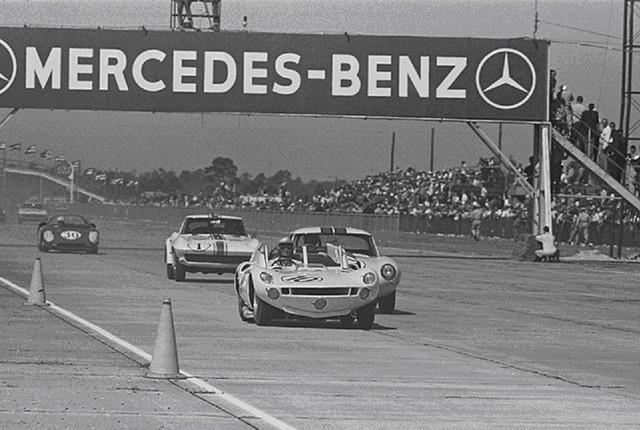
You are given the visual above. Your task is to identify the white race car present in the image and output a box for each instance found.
[235,239,380,329]
[165,214,260,281]
[289,226,401,314]
[18,202,48,224]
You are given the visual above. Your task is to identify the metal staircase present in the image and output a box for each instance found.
[551,128,640,212]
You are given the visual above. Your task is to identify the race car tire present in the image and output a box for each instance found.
[339,312,355,327]
[174,260,186,282]
[38,239,48,252]
[253,296,273,326]
[356,302,376,330]
[238,295,251,322]
[377,290,396,314]
[166,264,175,280]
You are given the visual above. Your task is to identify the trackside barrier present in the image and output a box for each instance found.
[66,203,402,242]
[66,202,640,247]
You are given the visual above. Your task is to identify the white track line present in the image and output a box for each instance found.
[1,277,297,430]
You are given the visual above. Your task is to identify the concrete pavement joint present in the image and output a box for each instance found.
[0,276,299,430]
[373,329,640,401]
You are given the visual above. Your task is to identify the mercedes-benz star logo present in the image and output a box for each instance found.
[476,48,536,110]
[0,38,17,95]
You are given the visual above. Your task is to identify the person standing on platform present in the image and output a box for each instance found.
[598,119,612,172]
[175,0,193,28]
[581,103,600,160]
[608,124,627,183]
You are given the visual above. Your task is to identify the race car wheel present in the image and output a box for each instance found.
[356,302,376,330]
[166,264,175,280]
[377,290,396,314]
[38,239,48,252]
[174,260,186,282]
[339,312,355,327]
[253,296,273,326]
[238,295,251,322]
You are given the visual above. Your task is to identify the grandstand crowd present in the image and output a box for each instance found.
[129,70,640,246]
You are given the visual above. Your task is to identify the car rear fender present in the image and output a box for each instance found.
[165,238,174,264]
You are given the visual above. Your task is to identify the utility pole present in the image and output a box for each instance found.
[533,0,539,39]
[1,143,6,208]
[390,132,395,172]
[430,128,435,172]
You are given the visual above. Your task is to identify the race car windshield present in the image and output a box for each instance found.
[184,219,247,236]
[294,233,376,256]
[51,215,87,225]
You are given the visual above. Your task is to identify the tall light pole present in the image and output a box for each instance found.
[0,141,6,209]
[55,155,74,203]
[67,160,75,204]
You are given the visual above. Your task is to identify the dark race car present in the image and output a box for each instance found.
[37,214,100,254]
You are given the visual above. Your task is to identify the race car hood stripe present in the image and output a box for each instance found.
[213,241,226,256]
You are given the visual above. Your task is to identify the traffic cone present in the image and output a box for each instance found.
[146,299,185,379]
[25,258,48,306]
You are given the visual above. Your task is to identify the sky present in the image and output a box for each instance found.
[0,0,623,181]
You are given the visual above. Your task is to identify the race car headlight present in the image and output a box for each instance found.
[381,264,397,281]
[359,288,371,300]
[259,272,273,285]
[362,272,376,285]
[267,287,280,300]
[43,231,54,242]
[89,231,99,244]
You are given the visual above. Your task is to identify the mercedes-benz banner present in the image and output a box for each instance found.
[0,27,549,122]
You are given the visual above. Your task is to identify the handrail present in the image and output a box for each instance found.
[554,116,638,192]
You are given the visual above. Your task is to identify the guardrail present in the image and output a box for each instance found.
[65,203,402,242]
[64,203,640,248]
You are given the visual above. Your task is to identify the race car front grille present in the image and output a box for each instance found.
[19,215,47,222]
[55,243,90,251]
[184,254,249,265]
[281,287,358,296]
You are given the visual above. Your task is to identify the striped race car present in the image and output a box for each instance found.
[165,214,260,282]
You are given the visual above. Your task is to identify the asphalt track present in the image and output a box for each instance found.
[2,218,640,429]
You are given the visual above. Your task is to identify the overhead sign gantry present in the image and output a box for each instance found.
[0,27,548,121]
[0,26,552,229]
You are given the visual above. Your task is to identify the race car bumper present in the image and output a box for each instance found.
[257,287,379,319]
[177,252,252,273]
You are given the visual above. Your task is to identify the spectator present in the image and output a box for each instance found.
[627,145,640,194]
[534,226,558,261]
[524,156,535,185]
[598,119,612,171]
[581,103,600,160]
[569,205,591,246]
[551,92,568,134]
[570,95,586,150]
[607,123,627,183]
[174,0,193,28]
[470,201,484,241]
[558,85,574,133]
